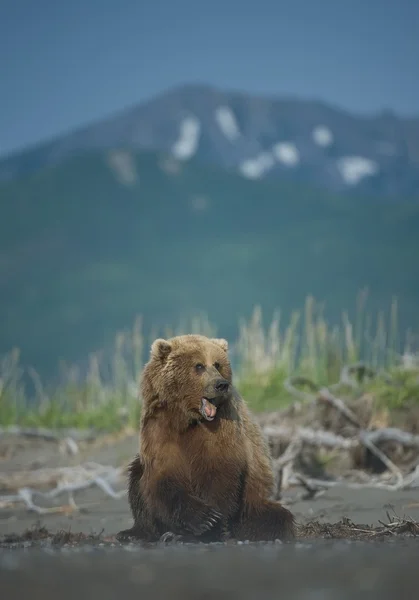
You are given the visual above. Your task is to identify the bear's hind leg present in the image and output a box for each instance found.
[232,420,296,542]
[116,454,160,543]
[232,500,295,542]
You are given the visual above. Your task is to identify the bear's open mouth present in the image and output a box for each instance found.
[200,397,217,421]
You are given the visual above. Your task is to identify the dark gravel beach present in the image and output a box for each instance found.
[1,537,419,600]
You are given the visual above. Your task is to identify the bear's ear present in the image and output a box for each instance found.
[151,338,172,360]
[210,338,229,352]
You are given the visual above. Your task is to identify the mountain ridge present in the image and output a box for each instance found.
[1,83,419,197]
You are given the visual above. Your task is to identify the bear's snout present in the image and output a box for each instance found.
[200,375,231,418]
[204,378,231,409]
[214,378,230,394]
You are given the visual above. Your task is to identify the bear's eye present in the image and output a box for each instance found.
[214,362,221,371]
[195,363,205,373]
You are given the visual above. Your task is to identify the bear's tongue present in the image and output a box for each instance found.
[202,398,217,420]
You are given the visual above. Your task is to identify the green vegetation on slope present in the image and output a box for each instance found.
[1,149,419,379]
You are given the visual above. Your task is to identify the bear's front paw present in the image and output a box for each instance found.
[160,531,183,543]
[184,503,223,536]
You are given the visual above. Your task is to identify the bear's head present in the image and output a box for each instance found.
[141,334,233,426]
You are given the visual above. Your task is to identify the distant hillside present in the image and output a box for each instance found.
[1,148,419,379]
[1,84,419,197]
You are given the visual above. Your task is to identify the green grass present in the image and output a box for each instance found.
[367,367,419,411]
[1,295,418,430]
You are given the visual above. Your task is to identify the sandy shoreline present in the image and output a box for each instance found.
[1,430,419,540]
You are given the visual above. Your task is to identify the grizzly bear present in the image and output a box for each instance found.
[117,334,295,543]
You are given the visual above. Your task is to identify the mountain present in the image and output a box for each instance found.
[1,84,419,197]
[1,147,419,380]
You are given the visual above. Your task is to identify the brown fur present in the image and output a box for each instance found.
[117,334,295,543]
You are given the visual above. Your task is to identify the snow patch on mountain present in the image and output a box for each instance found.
[272,142,300,167]
[312,125,334,147]
[239,152,275,179]
[215,106,241,141]
[107,150,138,186]
[336,156,379,185]
[172,116,201,160]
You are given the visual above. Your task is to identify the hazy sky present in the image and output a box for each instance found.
[1,0,418,157]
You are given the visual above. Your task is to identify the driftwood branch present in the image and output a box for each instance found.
[272,436,303,495]
[0,426,97,442]
[317,387,361,428]
[276,365,419,494]
[264,425,356,450]
[263,424,419,451]
[288,464,419,492]
[316,387,406,483]
[0,463,126,514]
[335,363,377,390]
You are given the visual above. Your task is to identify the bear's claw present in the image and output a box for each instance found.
[160,531,183,543]
[184,506,223,536]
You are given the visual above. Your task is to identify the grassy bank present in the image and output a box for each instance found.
[0,296,418,431]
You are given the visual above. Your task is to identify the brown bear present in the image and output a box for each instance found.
[117,334,295,543]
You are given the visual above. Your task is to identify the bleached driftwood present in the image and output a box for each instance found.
[277,366,419,493]
[333,362,378,390]
[317,387,361,428]
[263,424,419,451]
[289,463,419,492]
[316,387,409,484]
[0,425,136,457]
[265,425,418,494]
[272,436,303,495]
[264,425,357,450]
[0,462,126,515]
[0,425,97,442]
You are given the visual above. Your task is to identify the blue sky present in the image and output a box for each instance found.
[1,0,418,157]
